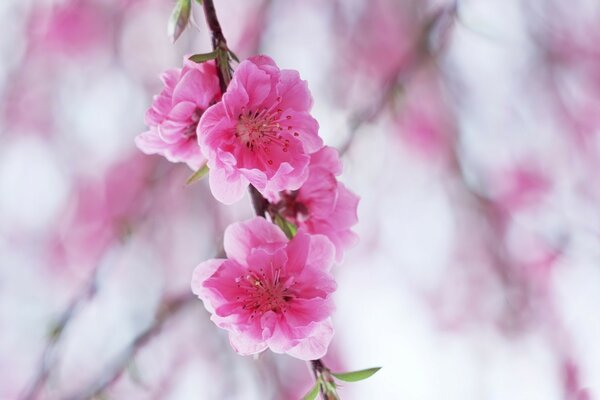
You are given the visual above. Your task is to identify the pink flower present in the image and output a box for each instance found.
[28,0,112,57]
[274,147,359,263]
[197,55,322,204]
[135,58,221,170]
[191,217,336,360]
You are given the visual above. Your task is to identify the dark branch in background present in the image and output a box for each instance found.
[65,293,195,400]
[338,4,458,156]
[20,265,102,400]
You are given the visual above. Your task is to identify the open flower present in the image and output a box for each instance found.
[274,146,359,262]
[197,55,322,204]
[135,58,220,170]
[191,217,336,360]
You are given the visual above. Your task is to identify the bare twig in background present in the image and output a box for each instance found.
[65,292,196,400]
[338,3,457,156]
[20,264,103,400]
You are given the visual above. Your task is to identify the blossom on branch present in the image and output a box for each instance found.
[197,55,322,204]
[135,58,221,170]
[273,146,359,263]
[191,217,336,360]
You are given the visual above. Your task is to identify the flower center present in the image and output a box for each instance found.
[235,267,295,319]
[235,103,292,165]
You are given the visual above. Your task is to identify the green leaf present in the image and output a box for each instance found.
[195,0,203,4]
[189,50,218,63]
[332,367,381,382]
[167,0,191,43]
[302,384,319,400]
[186,164,209,184]
[273,214,297,239]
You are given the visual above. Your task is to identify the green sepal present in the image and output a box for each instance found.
[302,383,319,400]
[273,214,298,239]
[189,50,218,63]
[186,164,209,185]
[332,367,381,382]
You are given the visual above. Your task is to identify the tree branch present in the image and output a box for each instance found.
[65,293,196,400]
[20,265,102,400]
[202,0,231,92]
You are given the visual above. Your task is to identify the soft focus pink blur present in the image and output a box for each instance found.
[1,0,599,399]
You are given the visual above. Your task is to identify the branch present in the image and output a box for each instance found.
[202,0,231,91]
[310,359,339,400]
[65,293,196,400]
[20,264,102,400]
[338,4,457,156]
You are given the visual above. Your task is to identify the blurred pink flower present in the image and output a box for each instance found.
[197,55,322,204]
[337,0,416,86]
[135,59,221,170]
[275,146,359,263]
[48,153,154,273]
[27,0,112,56]
[492,163,551,212]
[394,70,454,160]
[192,217,336,360]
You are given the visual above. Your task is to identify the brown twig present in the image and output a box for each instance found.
[310,359,339,400]
[338,3,457,156]
[202,0,231,92]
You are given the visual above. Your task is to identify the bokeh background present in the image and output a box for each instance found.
[1,0,599,398]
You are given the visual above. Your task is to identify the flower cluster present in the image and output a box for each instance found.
[136,55,359,359]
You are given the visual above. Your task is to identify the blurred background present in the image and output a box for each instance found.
[1,0,599,398]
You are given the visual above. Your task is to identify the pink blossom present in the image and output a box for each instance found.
[394,70,455,161]
[491,163,551,212]
[135,58,221,170]
[27,0,112,57]
[197,55,322,204]
[273,146,359,263]
[191,217,336,360]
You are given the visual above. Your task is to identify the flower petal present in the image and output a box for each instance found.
[286,319,334,360]
[229,330,268,356]
[306,234,335,271]
[208,159,248,205]
[191,258,228,313]
[223,217,287,264]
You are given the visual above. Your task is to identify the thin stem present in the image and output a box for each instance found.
[201,0,231,91]
[309,359,339,400]
[338,4,457,156]
[20,265,102,400]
